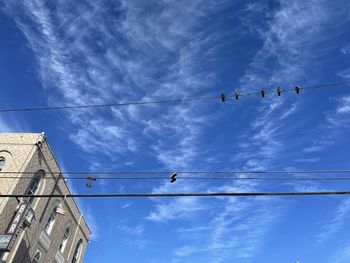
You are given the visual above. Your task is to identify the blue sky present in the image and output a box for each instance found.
[1,0,350,262]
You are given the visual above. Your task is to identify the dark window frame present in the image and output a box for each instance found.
[59,225,71,253]
[0,157,5,171]
[71,239,83,263]
[25,170,45,204]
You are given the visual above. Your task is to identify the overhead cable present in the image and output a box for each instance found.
[0,169,350,175]
[3,176,350,181]
[0,81,349,113]
[0,96,218,113]
[2,191,350,198]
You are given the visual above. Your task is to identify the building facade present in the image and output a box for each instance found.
[0,133,91,263]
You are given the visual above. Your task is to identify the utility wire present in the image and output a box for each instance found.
[2,191,350,198]
[301,81,350,90]
[0,96,218,113]
[3,176,350,181]
[237,81,350,96]
[1,169,350,175]
[0,81,349,113]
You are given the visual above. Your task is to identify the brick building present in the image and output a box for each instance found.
[0,133,91,263]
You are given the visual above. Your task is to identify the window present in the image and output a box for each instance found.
[26,170,45,204]
[0,157,5,171]
[71,239,82,263]
[32,248,43,263]
[59,226,70,253]
[44,206,57,235]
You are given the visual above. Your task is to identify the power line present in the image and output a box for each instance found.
[3,176,350,181]
[0,96,218,113]
[237,81,350,96]
[1,169,350,175]
[301,81,350,90]
[2,191,350,198]
[0,81,349,113]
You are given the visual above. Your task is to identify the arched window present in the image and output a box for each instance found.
[0,157,5,171]
[44,206,58,235]
[59,226,70,253]
[32,248,43,263]
[26,170,45,204]
[71,239,83,263]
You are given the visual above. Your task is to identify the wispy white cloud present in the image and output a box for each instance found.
[0,117,12,132]
[340,43,350,55]
[147,197,206,222]
[1,0,223,169]
[170,195,284,261]
[317,198,350,242]
[146,182,208,222]
[294,158,320,163]
[114,222,153,250]
[336,96,350,113]
[78,202,99,242]
[121,202,131,209]
[240,0,350,161]
[240,0,330,87]
[0,115,28,133]
[303,142,331,153]
[328,243,350,263]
